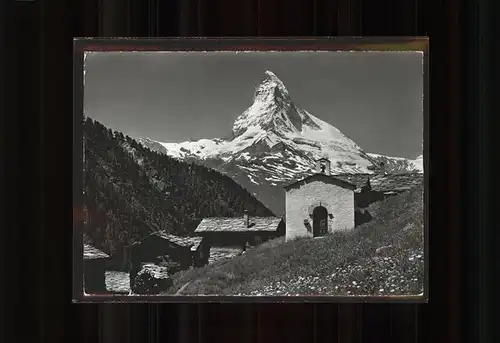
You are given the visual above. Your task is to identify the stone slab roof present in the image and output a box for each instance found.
[208,246,244,264]
[137,263,171,279]
[332,173,424,193]
[150,231,203,251]
[285,172,423,194]
[83,244,110,260]
[194,217,283,233]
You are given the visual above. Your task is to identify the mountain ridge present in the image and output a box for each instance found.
[136,71,422,215]
[83,117,274,263]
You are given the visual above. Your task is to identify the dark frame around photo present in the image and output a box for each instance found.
[73,37,429,303]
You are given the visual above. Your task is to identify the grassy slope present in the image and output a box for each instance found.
[166,183,424,296]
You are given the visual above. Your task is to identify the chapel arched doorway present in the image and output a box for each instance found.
[312,206,328,237]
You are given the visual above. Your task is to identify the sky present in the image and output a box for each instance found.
[84,51,424,159]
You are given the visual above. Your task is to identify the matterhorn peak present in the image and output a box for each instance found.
[232,70,311,137]
[252,70,290,102]
[262,70,283,85]
[139,69,388,216]
[262,70,282,82]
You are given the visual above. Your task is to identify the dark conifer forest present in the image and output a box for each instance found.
[82,117,274,259]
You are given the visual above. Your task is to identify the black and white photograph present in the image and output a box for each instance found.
[77,42,426,298]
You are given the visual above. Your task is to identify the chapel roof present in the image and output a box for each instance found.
[283,173,357,191]
[284,172,423,193]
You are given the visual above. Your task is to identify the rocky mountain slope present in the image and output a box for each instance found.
[138,71,422,215]
[367,153,423,174]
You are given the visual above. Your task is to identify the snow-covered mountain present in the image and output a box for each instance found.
[414,154,424,171]
[367,153,424,173]
[137,71,420,215]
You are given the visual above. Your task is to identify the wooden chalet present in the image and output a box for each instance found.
[83,244,110,293]
[125,231,205,283]
[194,211,285,262]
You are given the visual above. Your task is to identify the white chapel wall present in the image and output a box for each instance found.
[285,179,355,241]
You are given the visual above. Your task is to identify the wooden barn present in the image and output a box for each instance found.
[125,231,205,283]
[194,211,285,263]
[83,244,110,294]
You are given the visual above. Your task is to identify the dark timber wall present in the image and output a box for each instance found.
[83,259,107,293]
[127,236,194,281]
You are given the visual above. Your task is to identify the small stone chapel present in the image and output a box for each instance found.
[283,158,356,241]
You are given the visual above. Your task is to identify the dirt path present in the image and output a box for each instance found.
[175,281,193,295]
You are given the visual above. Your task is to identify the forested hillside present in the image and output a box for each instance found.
[82,117,274,258]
